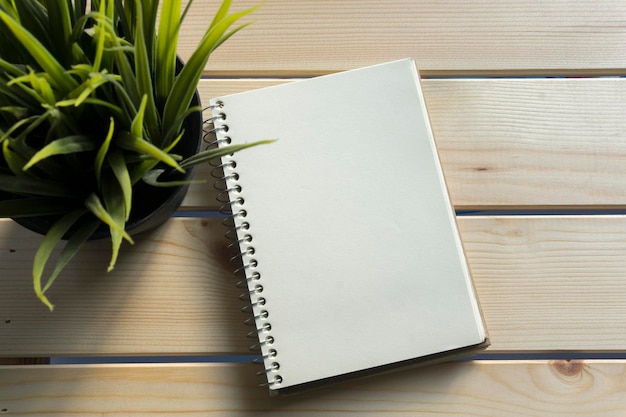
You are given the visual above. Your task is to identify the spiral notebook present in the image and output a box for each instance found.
[209,58,489,395]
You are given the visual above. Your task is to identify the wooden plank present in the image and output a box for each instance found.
[3,216,626,356]
[2,360,626,416]
[0,217,252,356]
[461,216,626,352]
[180,0,626,76]
[186,77,626,211]
[423,78,626,210]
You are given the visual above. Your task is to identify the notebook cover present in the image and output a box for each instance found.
[210,58,489,394]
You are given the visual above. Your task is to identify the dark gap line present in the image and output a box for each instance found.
[50,355,259,365]
[462,352,626,361]
[456,209,626,216]
[424,74,626,80]
[172,209,626,219]
[49,351,626,365]
[201,71,626,80]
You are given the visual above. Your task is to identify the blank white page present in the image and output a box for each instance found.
[210,59,487,394]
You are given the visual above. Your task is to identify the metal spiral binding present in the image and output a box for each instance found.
[205,102,282,388]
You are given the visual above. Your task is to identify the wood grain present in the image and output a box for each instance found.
[460,215,626,351]
[2,361,626,416]
[4,216,626,356]
[0,217,252,356]
[186,77,626,211]
[179,0,626,76]
[424,78,626,209]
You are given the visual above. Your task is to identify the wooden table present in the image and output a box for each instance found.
[2,1,626,415]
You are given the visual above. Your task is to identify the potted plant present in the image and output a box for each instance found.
[0,0,269,310]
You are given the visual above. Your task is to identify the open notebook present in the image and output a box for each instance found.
[209,59,489,395]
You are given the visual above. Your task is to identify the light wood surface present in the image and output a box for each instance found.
[180,0,626,76]
[2,361,626,416]
[4,216,626,356]
[0,217,250,356]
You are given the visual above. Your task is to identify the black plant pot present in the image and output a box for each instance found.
[96,88,203,238]
[115,90,203,238]
[11,89,203,240]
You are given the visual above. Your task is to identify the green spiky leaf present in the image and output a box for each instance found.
[155,0,182,104]
[142,168,205,187]
[107,150,132,220]
[23,135,98,171]
[179,140,275,170]
[94,117,115,187]
[33,208,88,311]
[84,192,133,244]
[0,9,77,92]
[162,3,259,131]
[42,216,100,294]
[117,131,184,173]
[101,174,127,271]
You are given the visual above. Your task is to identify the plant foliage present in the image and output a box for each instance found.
[0,0,267,310]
